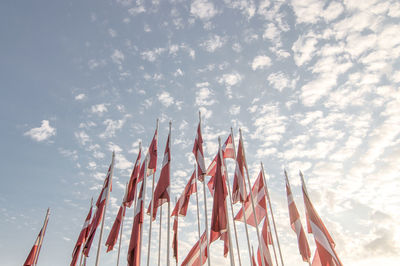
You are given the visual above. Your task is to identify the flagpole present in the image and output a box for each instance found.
[261,162,284,266]
[147,119,159,266]
[174,196,179,266]
[194,164,203,266]
[199,112,211,266]
[218,137,235,266]
[239,129,266,266]
[158,205,163,266]
[116,183,128,266]
[95,151,115,266]
[79,198,93,266]
[33,207,50,266]
[299,170,313,266]
[167,121,172,266]
[229,128,249,266]
[132,142,142,219]
[139,154,150,266]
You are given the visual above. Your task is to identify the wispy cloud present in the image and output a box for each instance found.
[24,120,56,142]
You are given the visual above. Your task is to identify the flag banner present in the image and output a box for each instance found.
[193,122,206,180]
[124,148,142,208]
[71,204,92,266]
[172,215,178,263]
[257,217,273,266]
[171,170,197,217]
[24,209,49,266]
[127,182,144,266]
[105,205,125,252]
[181,231,208,266]
[205,134,234,177]
[232,138,247,203]
[138,127,158,182]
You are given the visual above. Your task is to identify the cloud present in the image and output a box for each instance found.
[267,72,293,92]
[75,131,90,146]
[251,55,272,70]
[141,48,166,62]
[24,120,56,142]
[91,104,108,115]
[218,73,242,87]
[229,105,240,115]
[190,0,218,20]
[157,91,174,107]
[195,85,216,106]
[200,35,226,52]
[111,49,125,65]
[100,115,130,139]
[292,34,318,66]
[75,93,86,101]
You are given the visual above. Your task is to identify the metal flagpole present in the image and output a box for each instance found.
[194,164,203,266]
[33,208,50,266]
[174,196,179,266]
[167,121,172,266]
[116,183,128,266]
[158,205,163,266]
[239,129,266,266]
[139,154,150,266]
[261,162,284,266]
[299,170,312,266]
[80,198,93,266]
[95,151,115,266]
[132,142,142,221]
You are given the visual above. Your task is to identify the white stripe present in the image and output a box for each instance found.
[196,150,206,172]
[310,220,340,264]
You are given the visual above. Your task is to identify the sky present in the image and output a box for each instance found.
[1,0,400,265]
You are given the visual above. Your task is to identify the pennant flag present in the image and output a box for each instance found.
[138,127,158,182]
[71,204,92,266]
[257,217,273,266]
[300,171,342,266]
[232,137,247,203]
[147,133,171,220]
[312,249,322,266]
[206,134,234,177]
[127,182,144,266]
[172,215,178,264]
[193,122,206,180]
[181,231,208,266]
[234,170,267,227]
[251,246,258,266]
[124,147,142,208]
[171,171,197,217]
[83,160,113,257]
[285,170,311,262]
[105,205,125,252]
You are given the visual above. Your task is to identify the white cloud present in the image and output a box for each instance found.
[267,72,293,92]
[195,87,216,106]
[91,104,108,115]
[229,105,240,115]
[218,73,242,87]
[75,131,90,146]
[111,49,125,65]
[141,48,166,62]
[108,28,117,38]
[157,91,174,107]
[291,0,324,24]
[190,0,218,20]
[75,93,86,101]
[200,35,226,52]
[323,1,344,22]
[24,120,56,142]
[100,115,130,139]
[292,34,318,66]
[251,55,271,70]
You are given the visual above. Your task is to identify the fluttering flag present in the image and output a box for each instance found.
[232,137,247,204]
[171,171,197,217]
[181,231,208,266]
[312,249,322,266]
[300,171,342,266]
[127,182,144,266]
[257,217,273,266]
[206,134,234,177]
[251,246,258,266]
[285,170,311,262]
[172,215,178,264]
[147,133,170,220]
[193,122,206,180]
[24,209,50,266]
[71,204,92,266]
[124,147,142,208]
[105,205,125,252]
[83,160,113,257]
[234,170,267,227]
[138,127,158,182]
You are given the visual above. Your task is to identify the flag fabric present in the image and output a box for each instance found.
[105,205,125,252]
[257,217,273,266]
[234,170,267,227]
[251,247,258,266]
[71,204,92,266]
[193,122,206,180]
[232,138,247,203]
[124,148,142,208]
[285,170,311,262]
[301,172,342,266]
[127,182,144,266]
[138,127,158,182]
[206,134,234,177]
[181,231,208,266]
[171,170,197,217]
[172,215,178,263]
[312,249,322,266]
[147,133,170,220]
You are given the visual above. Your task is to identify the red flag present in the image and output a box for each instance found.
[127,182,144,266]
[257,217,273,266]
[138,127,158,182]
[234,170,266,227]
[105,205,125,252]
[71,204,92,266]
[181,231,208,266]
[206,134,234,177]
[124,148,142,207]
[147,133,170,220]
[312,249,322,266]
[251,247,258,266]
[232,138,247,203]
[193,122,206,180]
[285,170,311,262]
[171,171,197,217]
[301,171,342,266]
[172,215,178,263]
[24,209,49,266]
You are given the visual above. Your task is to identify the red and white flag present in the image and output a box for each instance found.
[235,170,267,227]
[206,134,234,177]
[251,246,258,266]
[172,215,178,263]
[124,147,142,208]
[105,205,125,252]
[232,138,247,204]
[171,170,197,217]
[147,133,170,220]
[193,122,206,180]
[257,217,273,266]
[138,127,158,182]
[71,204,92,266]
[127,182,144,266]
[285,170,311,262]
[181,231,208,266]
[300,171,342,266]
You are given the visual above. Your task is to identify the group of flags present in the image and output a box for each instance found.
[23,115,342,266]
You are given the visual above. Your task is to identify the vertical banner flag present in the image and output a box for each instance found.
[193,122,206,180]
[232,138,247,204]
[71,204,92,266]
[105,205,125,252]
[138,127,158,182]
[127,182,144,266]
[171,171,197,217]
[257,217,273,266]
[181,232,208,266]
[124,147,142,208]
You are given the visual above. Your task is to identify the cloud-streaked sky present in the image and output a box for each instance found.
[1,0,400,265]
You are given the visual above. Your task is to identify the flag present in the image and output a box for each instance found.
[312,249,322,266]
[71,204,92,266]
[83,159,113,257]
[285,170,311,262]
[127,182,144,266]
[257,217,273,266]
[138,127,158,182]
[171,171,197,217]
[181,231,208,266]
[234,170,267,227]
[206,134,234,177]
[105,205,125,252]
[232,138,247,203]
[300,171,342,266]
[124,147,142,208]
[193,122,206,180]
[172,215,178,264]
[147,133,170,220]
[251,246,258,266]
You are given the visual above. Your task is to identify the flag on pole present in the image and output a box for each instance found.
[127,182,144,266]
[147,133,171,220]
[285,170,311,262]
[172,215,178,263]
[124,147,142,208]
[251,246,258,266]
[138,127,158,182]
[193,122,206,180]
[300,171,342,266]
[71,204,92,266]
[171,170,197,217]
[257,217,273,266]
[181,231,208,266]
[205,134,234,177]
[105,205,125,252]
[232,138,247,203]
[234,170,267,227]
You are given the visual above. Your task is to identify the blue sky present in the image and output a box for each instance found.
[1,0,400,265]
